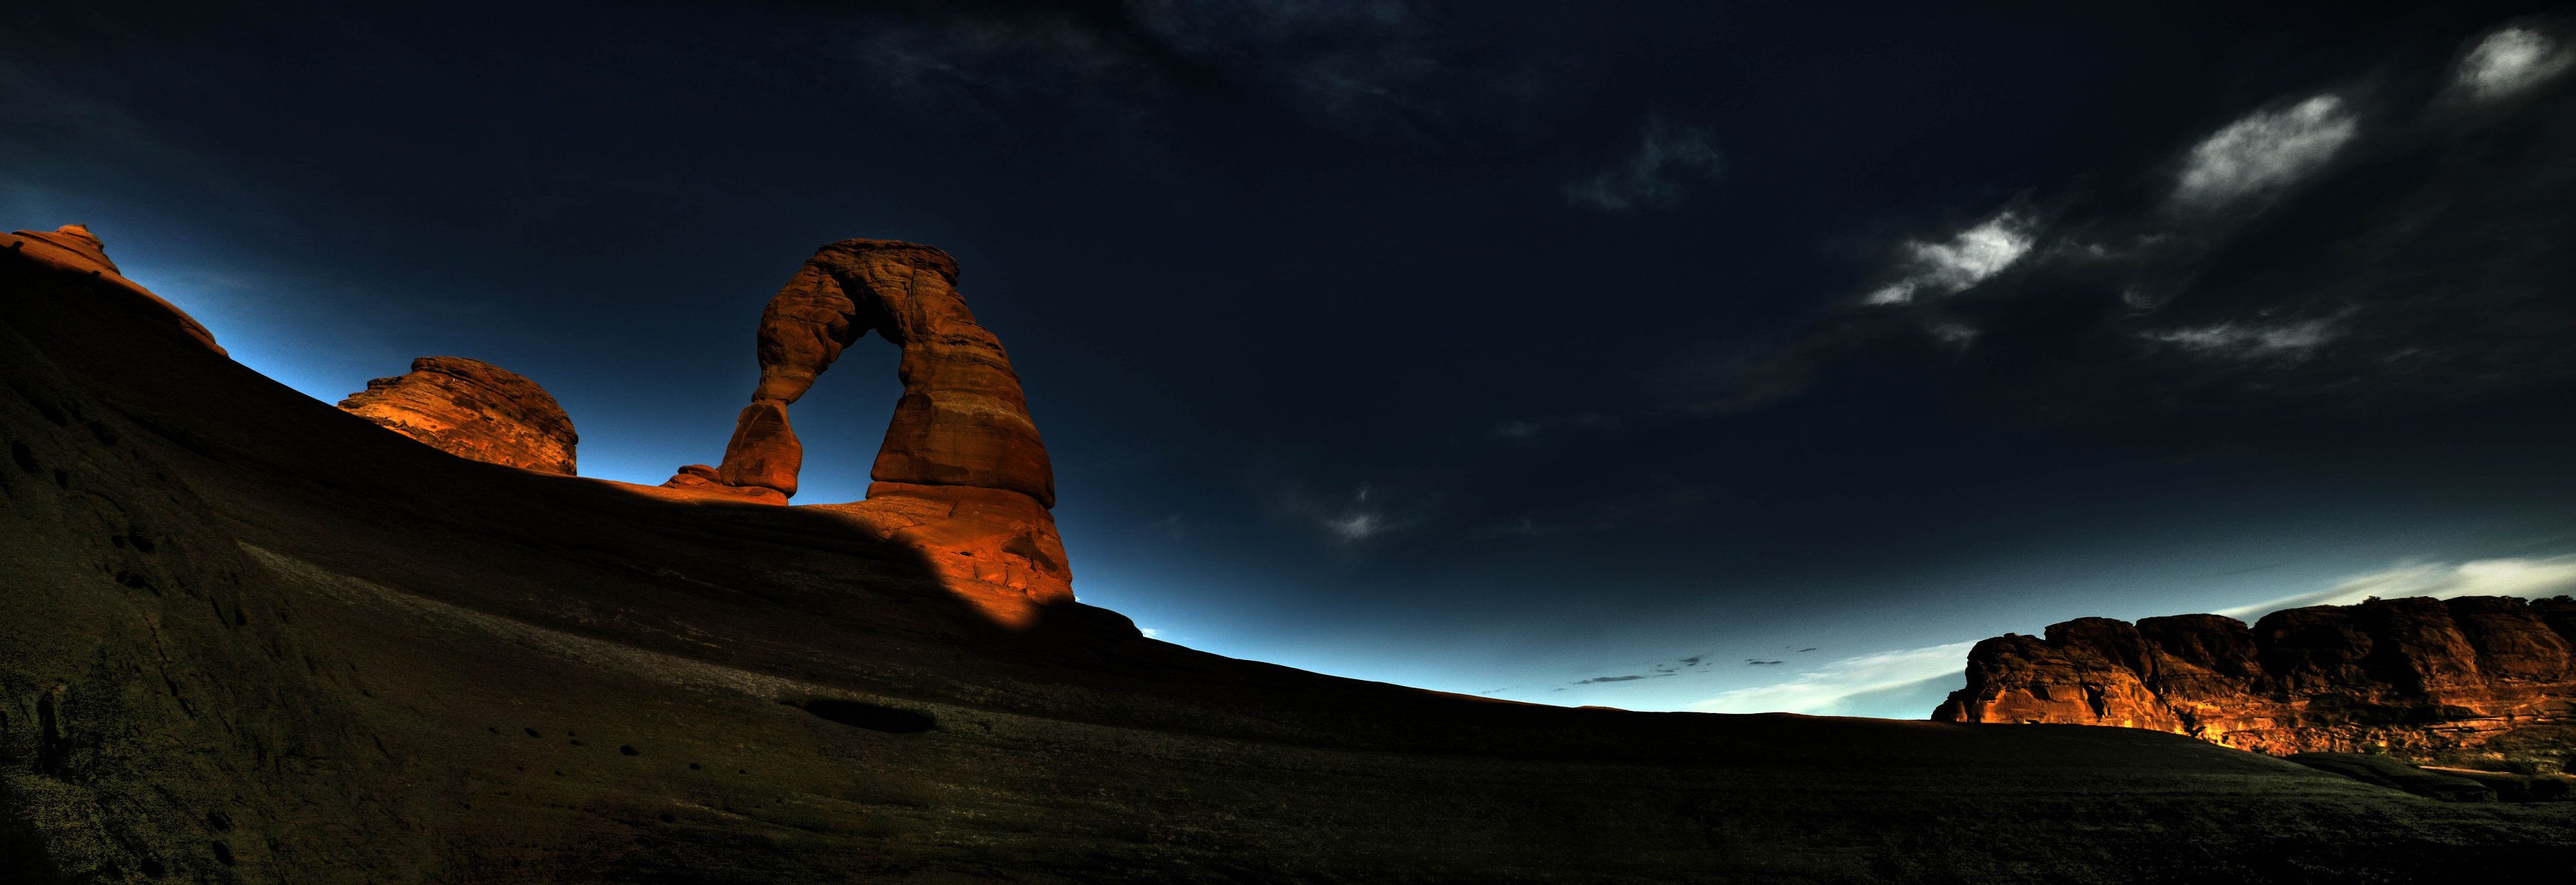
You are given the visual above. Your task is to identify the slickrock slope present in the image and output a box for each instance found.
[7,236,2575,884]
[1935,596,2576,767]
[663,240,1069,620]
[338,356,579,475]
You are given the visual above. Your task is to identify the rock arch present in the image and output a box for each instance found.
[663,240,1070,611]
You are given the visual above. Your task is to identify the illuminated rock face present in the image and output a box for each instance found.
[666,240,1068,611]
[338,357,579,476]
[5,224,225,355]
[1935,596,2576,763]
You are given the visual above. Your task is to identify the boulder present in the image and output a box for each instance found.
[339,356,578,475]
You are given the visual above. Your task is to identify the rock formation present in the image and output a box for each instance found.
[12,226,2576,881]
[337,356,579,475]
[663,239,1068,616]
[1935,595,2576,767]
[5,224,224,355]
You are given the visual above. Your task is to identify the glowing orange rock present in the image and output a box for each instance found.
[339,357,579,475]
[667,240,1069,610]
[6,224,225,355]
[1935,596,2576,763]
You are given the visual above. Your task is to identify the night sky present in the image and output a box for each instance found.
[8,1,2575,718]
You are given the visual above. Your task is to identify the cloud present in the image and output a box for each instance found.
[1491,412,1620,442]
[1325,510,1387,541]
[1564,115,1724,211]
[2454,26,2573,101]
[1141,513,1192,541]
[1574,673,1662,684]
[838,1,1563,148]
[1274,483,1420,545]
[2140,317,2339,360]
[2172,94,2358,207]
[1139,627,1163,639]
[1861,212,2036,305]
[1692,641,1980,716]
[2217,555,2576,620]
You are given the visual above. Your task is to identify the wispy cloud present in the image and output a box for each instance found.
[2172,94,2358,207]
[1564,115,1724,211]
[2140,317,2339,360]
[1277,484,1416,545]
[2218,555,2576,619]
[1491,412,1620,442]
[1691,641,1978,715]
[1573,673,1665,684]
[2454,25,2573,101]
[1862,212,2036,305]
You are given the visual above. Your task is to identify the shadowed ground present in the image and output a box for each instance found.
[4,253,2572,883]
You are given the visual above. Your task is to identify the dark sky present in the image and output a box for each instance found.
[8,1,2575,717]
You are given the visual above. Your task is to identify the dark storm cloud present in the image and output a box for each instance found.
[1563,115,1725,211]
[838,0,1565,146]
[1675,20,2576,423]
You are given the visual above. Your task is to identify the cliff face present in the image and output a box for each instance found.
[1935,596,2576,763]
[338,356,579,475]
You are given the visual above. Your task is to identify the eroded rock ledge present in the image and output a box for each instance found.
[1935,594,2576,767]
[339,356,579,475]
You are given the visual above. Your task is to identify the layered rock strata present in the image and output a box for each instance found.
[664,240,1068,613]
[1935,595,2576,765]
[337,356,579,475]
[5,224,224,355]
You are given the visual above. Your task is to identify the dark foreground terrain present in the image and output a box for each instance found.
[4,253,2572,883]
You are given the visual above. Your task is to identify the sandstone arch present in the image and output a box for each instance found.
[663,240,1070,611]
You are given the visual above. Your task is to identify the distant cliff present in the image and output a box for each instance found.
[1935,595,2576,766]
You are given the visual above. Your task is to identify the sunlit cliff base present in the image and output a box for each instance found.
[4,237,2573,884]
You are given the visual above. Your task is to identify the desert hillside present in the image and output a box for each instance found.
[4,239,2574,883]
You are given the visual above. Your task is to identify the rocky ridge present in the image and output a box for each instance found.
[338,356,579,475]
[1935,594,2576,768]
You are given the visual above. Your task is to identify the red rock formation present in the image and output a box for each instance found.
[339,357,579,475]
[664,240,1068,616]
[1936,595,2576,765]
[6,224,225,355]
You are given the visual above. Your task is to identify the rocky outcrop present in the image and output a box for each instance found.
[663,239,1068,614]
[1935,595,2576,767]
[5,224,224,355]
[338,356,578,475]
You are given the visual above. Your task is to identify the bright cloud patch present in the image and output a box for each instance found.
[2220,555,2576,619]
[1690,641,1978,715]
[2142,317,2337,358]
[2172,95,2358,206]
[1864,213,2035,305]
[1565,115,1724,211]
[1325,511,1386,541]
[2456,27,2574,100]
